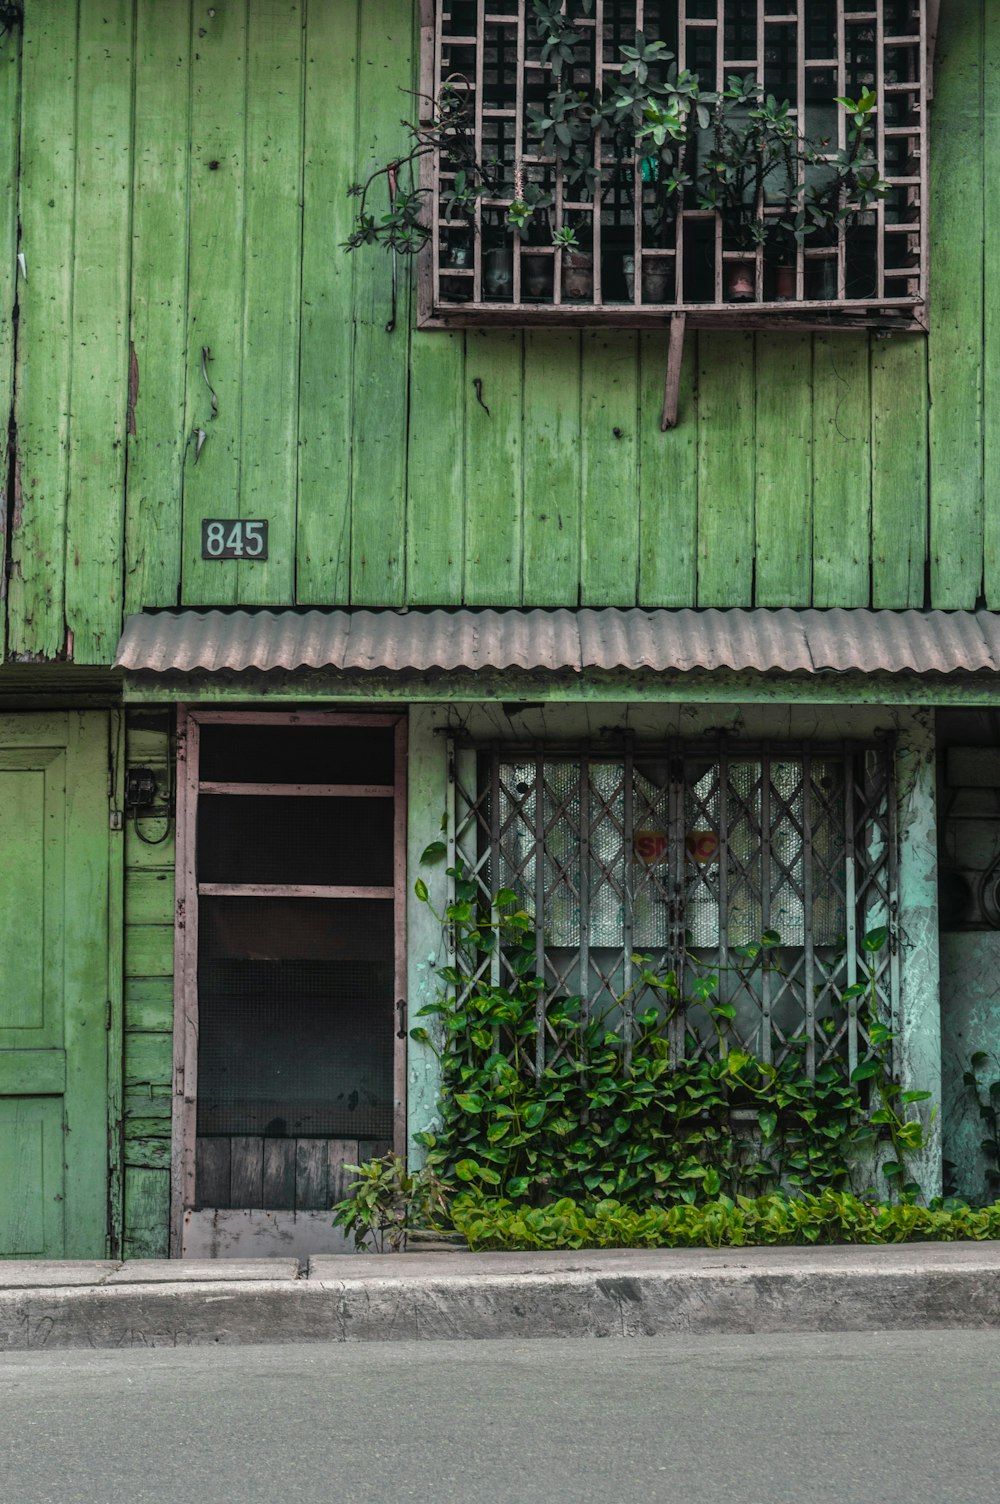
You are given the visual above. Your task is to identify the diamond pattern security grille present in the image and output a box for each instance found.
[421,1,927,329]
[450,740,898,1077]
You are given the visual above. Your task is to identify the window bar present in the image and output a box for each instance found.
[473,0,486,303]
[917,0,928,311]
[795,0,806,300]
[835,0,847,299]
[632,0,645,306]
[760,750,773,1065]
[579,752,592,1025]
[802,752,816,1078]
[668,750,687,1061]
[843,747,859,1077]
[713,0,724,306]
[513,0,526,306]
[489,745,502,1033]
[717,746,731,1052]
[874,0,886,301]
[593,0,605,306]
[622,740,636,1065]
[430,2,443,309]
[754,0,765,303]
[886,748,901,1054]
[533,749,546,1077]
[675,0,687,306]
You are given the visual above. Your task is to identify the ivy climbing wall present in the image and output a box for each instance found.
[0,0,994,668]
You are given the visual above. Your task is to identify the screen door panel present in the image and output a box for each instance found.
[174,712,405,1236]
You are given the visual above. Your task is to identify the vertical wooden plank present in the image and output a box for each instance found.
[580,332,639,606]
[753,333,812,608]
[123,1166,170,1257]
[811,334,871,608]
[349,0,414,606]
[106,710,125,1257]
[696,332,754,606]
[294,1138,329,1210]
[0,21,20,661]
[983,0,1000,606]
[929,0,984,608]
[638,329,697,608]
[230,1134,264,1207]
[407,330,465,602]
[65,0,134,663]
[63,713,112,1255]
[125,0,192,615]
[196,1137,232,1207]
[328,1138,358,1208]
[237,0,304,605]
[871,336,928,608]
[180,0,247,608]
[8,1,78,659]
[262,1138,296,1209]
[522,328,582,605]
[463,330,523,605]
[296,0,358,605]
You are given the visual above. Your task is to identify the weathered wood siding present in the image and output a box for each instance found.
[0,1,994,666]
[123,715,174,1257]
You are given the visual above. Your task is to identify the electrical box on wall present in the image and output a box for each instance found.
[939,747,1000,930]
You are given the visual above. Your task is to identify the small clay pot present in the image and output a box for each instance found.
[522,252,553,300]
[483,245,513,300]
[727,257,756,302]
[562,250,593,302]
[773,263,796,301]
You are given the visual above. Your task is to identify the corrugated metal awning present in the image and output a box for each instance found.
[115,607,1000,677]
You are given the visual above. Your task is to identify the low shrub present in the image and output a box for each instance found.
[448,1189,1000,1251]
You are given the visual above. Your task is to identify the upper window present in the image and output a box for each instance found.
[418,1,927,329]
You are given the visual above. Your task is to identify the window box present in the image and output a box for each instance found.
[417,1,928,331]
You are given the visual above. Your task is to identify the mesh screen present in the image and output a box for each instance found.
[198,795,394,887]
[197,898,394,1138]
[199,722,395,785]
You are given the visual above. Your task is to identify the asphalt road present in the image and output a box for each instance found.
[2,1329,998,1504]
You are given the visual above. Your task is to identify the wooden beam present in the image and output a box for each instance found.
[660,315,687,431]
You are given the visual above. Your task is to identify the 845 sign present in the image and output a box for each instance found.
[201,519,268,560]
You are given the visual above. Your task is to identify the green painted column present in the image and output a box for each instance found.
[406,706,450,1165]
[895,708,943,1199]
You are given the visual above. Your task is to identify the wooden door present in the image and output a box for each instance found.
[0,713,116,1258]
[174,710,406,1256]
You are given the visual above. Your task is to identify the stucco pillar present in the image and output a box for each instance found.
[406,706,450,1165]
[895,708,942,1199]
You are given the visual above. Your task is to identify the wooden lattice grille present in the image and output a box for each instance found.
[420,1,927,328]
[450,740,899,1077]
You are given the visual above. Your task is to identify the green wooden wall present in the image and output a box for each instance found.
[122,715,174,1257]
[0,1,994,668]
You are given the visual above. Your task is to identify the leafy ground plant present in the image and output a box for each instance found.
[448,1189,1000,1251]
[408,859,932,1209]
[331,1153,449,1252]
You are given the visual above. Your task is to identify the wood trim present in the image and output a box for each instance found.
[173,706,409,1249]
[106,708,125,1258]
[188,710,402,727]
[170,707,200,1257]
[198,781,395,798]
[198,883,395,900]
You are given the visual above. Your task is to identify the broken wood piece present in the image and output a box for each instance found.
[660,313,687,431]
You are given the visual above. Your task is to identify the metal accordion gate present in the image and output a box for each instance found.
[449,738,899,1080]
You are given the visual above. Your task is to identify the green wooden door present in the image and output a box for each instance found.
[0,713,115,1258]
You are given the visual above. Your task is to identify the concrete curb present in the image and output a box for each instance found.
[1,1244,999,1351]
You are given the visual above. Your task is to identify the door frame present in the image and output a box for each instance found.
[170,707,408,1256]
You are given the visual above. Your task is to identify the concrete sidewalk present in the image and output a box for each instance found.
[1,1242,999,1352]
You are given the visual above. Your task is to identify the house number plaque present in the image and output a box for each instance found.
[201,519,268,560]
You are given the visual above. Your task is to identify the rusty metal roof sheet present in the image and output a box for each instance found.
[114,607,1000,677]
